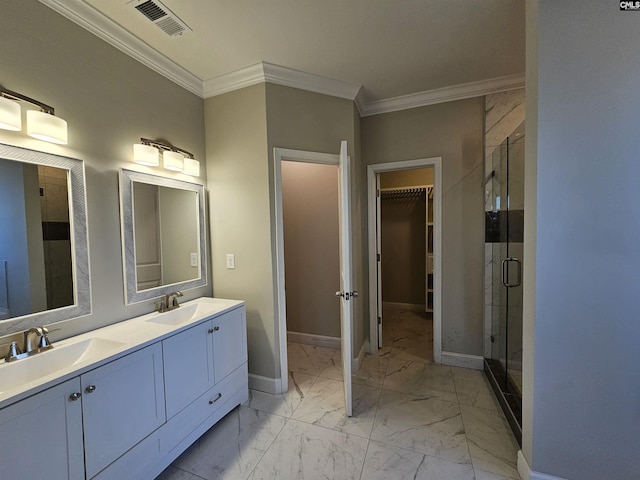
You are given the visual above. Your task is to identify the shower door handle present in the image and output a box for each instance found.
[501,257,522,288]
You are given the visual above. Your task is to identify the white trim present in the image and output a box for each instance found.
[517,451,568,480]
[367,158,443,363]
[273,147,344,395]
[361,74,525,117]
[37,2,523,114]
[441,352,484,370]
[40,0,203,97]
[382,302,425,312]
[287,331,341,349]
[204,62,362,100]
[248,373,283,395]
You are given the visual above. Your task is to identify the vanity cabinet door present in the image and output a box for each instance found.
[163,320,214,418]
[0,378,84,480]
[212,307,247,383]
[81,343,166,479]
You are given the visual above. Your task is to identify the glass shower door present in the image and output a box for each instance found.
[485,121,525,442]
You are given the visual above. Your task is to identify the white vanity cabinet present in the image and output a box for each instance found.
[81,343,165,479]
[0,378,85,480]
[0,300,248,480]
[159,306,248,461]
[212,306,247,381]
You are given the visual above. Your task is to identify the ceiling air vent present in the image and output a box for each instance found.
[129,0,191,37]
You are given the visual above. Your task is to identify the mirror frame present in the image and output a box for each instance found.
[119,168,207,304]
[0,143,91,337]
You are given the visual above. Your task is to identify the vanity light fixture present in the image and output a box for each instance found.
[0,96,21,131]
[0,86,68,144]
[132,137,200,176]
[163,150,184,171]
[133,143,160,166]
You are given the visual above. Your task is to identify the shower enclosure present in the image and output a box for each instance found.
[484,121,524,444]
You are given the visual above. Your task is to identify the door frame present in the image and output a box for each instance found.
[366,157,443,363]
[274,147,342,394]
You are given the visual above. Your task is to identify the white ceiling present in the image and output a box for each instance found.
[43,0,525,114]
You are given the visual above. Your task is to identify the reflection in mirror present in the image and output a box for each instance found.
[119,169,207,304]
[0,143,90,337]
[133,183,199,290]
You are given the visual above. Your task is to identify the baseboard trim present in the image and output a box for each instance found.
[287,331,341,349]
[441,351,484,370]
[248,373,282,395]
[518,450,567,480]
[382,302,425,312]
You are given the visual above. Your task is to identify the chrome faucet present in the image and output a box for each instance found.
[166,291,184,310]
[24,327,46,353]
[155,291,184,313]
[4,326,53,362]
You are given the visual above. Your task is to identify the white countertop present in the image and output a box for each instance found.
[0,297,244,409]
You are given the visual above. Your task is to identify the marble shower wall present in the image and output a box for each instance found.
[38,166,73,310]
[483,89,525,359]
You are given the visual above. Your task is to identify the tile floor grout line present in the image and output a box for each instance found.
[243,402,294,480]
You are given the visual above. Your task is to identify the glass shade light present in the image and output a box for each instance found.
[26,110,68,144]
[163,150,184,171]
[133,143,160,166]
[183,157,200,177]
[0,96,21,131]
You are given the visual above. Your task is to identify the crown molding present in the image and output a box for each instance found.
[39,0,204,97]
[39,1,523,115]
[360,73,525,117]
[203,62,361,101]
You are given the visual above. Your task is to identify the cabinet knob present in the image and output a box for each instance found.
[208,328,214,334]
[69,392,82,401]
[214,326,220,331]
[85,385,97,394]
[209,393,222,405]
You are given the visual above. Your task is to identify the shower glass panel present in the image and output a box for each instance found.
[484,120,525,444]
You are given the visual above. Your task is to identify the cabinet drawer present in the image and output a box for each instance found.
[161,364,248,454]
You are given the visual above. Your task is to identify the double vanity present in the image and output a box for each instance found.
[0,297,248,480]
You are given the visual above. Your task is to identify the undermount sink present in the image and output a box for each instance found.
[145,300,227,326]
[0,337,125,393]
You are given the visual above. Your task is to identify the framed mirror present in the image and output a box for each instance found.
[119,169,207,304]
[0,143,90,337]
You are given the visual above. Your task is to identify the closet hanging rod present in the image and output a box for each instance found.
[380,186,432,199]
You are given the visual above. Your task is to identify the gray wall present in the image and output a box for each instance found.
[523,1,640,478]
[204,84,275,378]
[265,84,365,358]
[0,0,208,345]
[282,161,340,338]
[362,99,484,355]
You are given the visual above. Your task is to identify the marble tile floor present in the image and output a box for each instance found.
[157,309,520,480]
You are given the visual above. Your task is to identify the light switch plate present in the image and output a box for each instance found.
[226,253,235,269]
[190,253,198,267]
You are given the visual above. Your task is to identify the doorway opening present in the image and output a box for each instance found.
[273,146,353,405]
[367,158,442,363]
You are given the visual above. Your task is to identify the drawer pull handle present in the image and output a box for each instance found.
[69,392,82,401]
[85,385,97,394]
[214,326,220,331]
[209,393,222,405]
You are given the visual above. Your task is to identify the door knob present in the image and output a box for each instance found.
[351,290,359,298]
[335,291,344,297]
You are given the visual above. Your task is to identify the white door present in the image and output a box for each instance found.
[336,140,354,417]
[375,174,383,348]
